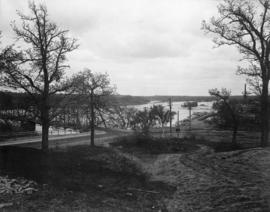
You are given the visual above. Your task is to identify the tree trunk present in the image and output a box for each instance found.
[42,71,50,152]
[42,121,49,151]
[232,123,238,148]
[90,91,95,146]
[261,79,269,147]
[161,123,164,137]
[41,106,49,152]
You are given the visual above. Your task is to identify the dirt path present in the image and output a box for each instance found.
[165,149,270,211]
[121,145,270,211]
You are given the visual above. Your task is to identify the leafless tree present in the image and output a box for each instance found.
[74,69,115,146]
[130,108,156,136]
[108,106,138,129]
[203,0,270,146]
[237,62,263,95]
[247,76,263,96]
[0,2,78,151]
[0,31,5,72]
[209,88,241,147]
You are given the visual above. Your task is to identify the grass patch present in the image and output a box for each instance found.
[182,135,252,152]
[111,134,254,156]
[111,135,199,155]
[0,145,174,211]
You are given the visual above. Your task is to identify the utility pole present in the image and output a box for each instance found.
[244,84,247,98]
[90,90,95,146]
[243,84,247,103]
[188,104,192,131]
[177,111,180,126]
[169,97,172,134]
[177,110,180,137]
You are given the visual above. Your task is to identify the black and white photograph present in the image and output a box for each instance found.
[0,0,270,211]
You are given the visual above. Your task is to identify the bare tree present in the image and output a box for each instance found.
[237,62,263,95]
[150,104,175,135]
[0,2,78,151]
[150,105,170,128]
[0,31,5,72]
[75,69,115,146]
[203,0,270,146]
[105,105,138,129]
[131,108,156,136]
[209,88,241,147]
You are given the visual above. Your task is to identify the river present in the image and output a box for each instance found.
[131,101,214,125]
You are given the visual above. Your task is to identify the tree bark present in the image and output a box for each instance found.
[90,91,95,146]
[41,106,49,152]
[261,79,269,147]
[232,123,238,148]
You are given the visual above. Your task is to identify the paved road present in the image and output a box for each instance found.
[0,129,133,149]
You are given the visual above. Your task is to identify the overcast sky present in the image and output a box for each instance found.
[0,0,246,96]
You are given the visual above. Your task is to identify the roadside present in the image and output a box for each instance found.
[0,128,133,149]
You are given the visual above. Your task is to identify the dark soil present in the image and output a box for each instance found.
[0,145,175,211]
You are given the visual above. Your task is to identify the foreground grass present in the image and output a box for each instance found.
[111,135,200,155]
[111,134,248,157]
[0,145,174,211]
[2,133,269,212]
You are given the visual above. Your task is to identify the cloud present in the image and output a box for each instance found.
[0,0,246,95]
[88,32,192,60]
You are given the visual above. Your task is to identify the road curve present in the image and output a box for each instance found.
[0,129,133,149]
